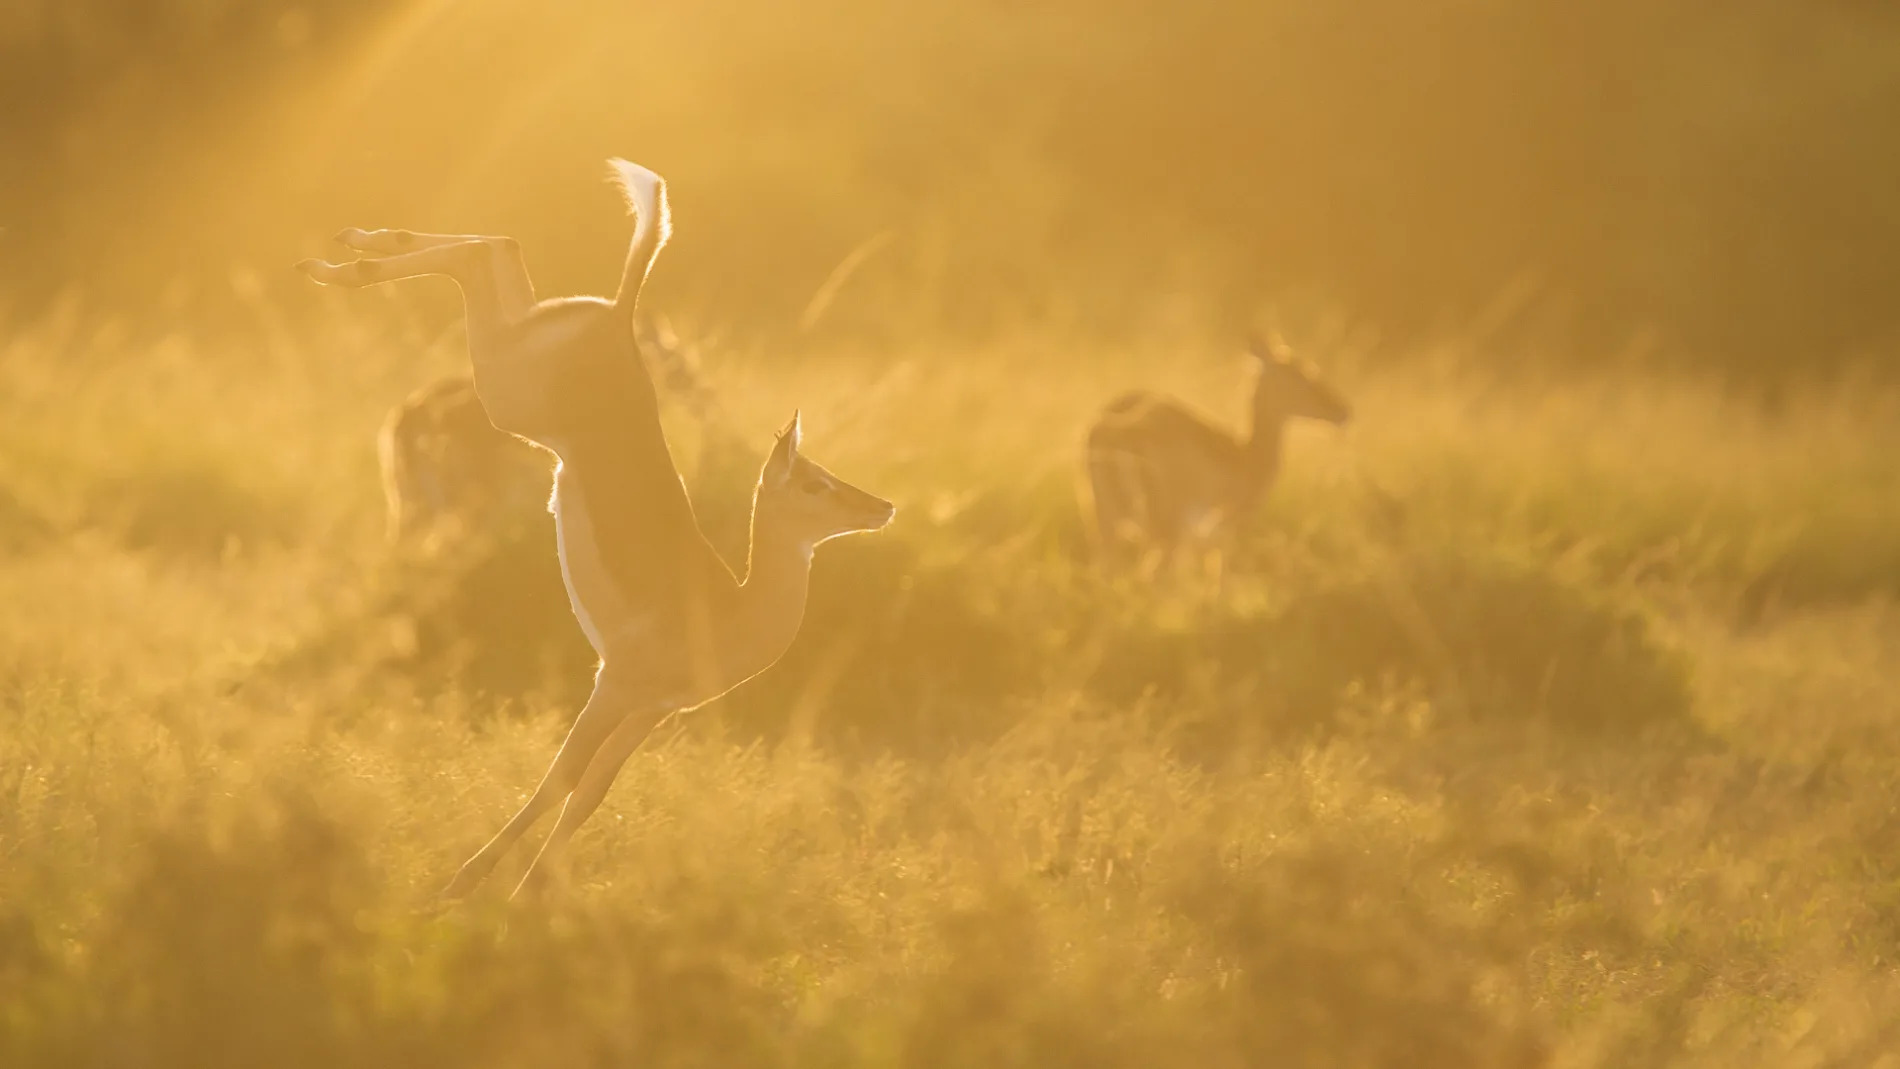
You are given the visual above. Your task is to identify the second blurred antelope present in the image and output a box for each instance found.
[1083,334,1350,571]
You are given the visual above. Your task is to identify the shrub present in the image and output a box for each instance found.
[1091,549,1694,752]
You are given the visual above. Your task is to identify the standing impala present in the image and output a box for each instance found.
[299,159,894,899]
[376,373,546,546]
[1083,335,1349,570]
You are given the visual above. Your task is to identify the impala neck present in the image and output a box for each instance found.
[733,512,814,668]
[1242,408,1286,485]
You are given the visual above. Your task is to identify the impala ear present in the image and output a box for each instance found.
[1247,331,1292,365]
[766,410,802,480]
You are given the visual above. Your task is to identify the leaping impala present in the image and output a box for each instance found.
[299,159,894,899]
[1083,334,1349,572]
[377,317,732,547]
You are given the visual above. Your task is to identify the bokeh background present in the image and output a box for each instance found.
[6,0,1898,373]
[7,3,1900,1067]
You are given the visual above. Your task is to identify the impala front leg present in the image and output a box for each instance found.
[440,668,645,899]
[511,696,680,900]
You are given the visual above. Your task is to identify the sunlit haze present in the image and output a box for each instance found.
[4,3,1899,1066]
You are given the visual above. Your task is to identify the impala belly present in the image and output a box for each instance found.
[1182,502,1226,539]
[549,464,647,655]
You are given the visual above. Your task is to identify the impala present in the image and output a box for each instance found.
[300,159,894,898]
[377,317,730,547]
[1083,335,1349,570]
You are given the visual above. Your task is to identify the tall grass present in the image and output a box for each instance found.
[4,295,1900,1066]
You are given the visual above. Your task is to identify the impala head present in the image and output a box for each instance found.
[754,412,895,548]
[1248,334,1351,426]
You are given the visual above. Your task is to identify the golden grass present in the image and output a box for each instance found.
[4,300,1900,1067]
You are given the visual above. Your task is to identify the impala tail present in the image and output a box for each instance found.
[607,158,672,313]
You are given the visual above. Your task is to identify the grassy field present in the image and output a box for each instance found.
[4,294,1900,1067]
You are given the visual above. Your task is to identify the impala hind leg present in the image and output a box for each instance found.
[1189,539,1228,597]
[511,700,679,899]
[441,670,639,899]
[298,235,537,328]
[1084,449,1144,570]
[336,230,536,318]
[336,228,487,254]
